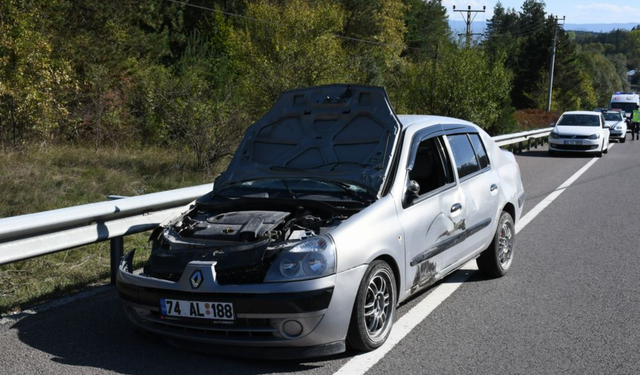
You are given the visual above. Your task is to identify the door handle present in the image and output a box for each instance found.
[451,203,462,213]
[490,184,498,192]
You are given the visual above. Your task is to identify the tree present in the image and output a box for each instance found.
[552,27,597,111]
[228,0,349,118]
[483,1,554,110]
[52,0,189,144]
[578,47,627,107]
[402,0,451,61]
[483,2,520,62]
[626,30,640,69]
[404,47,513,133]
[339,0,407,86]
[0,0,74,146]
[131,29,247,169]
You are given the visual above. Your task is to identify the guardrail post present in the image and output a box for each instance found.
[527,138,531,151]
[518,141,523,153]
[110,236,124,284]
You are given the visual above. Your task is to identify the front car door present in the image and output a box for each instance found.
[395,133,468,294]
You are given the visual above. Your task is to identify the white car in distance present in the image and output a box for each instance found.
[549,111,610,157]
[602,110,627,143]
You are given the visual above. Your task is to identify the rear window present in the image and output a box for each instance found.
[468,134,490,169]
[448,134,480,179]
[557,114,601,127]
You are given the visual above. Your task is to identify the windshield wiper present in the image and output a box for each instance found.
[320,181,374,203]
[281,179,297,199]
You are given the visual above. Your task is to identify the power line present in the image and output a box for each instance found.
[164,0,277,26]
[452,5,486,47]
[163,0,428,52]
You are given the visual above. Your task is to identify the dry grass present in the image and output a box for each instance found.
[513,109,561,131]
[0,144,222,314]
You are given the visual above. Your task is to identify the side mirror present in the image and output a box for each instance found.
[409,180,420,195]
[550,122,556,127]
[403,180,421,207]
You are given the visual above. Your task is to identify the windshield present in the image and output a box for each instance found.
[557,114,601,127]
[610,102,637,113]
[603,112,622,121]
[215,178,373,202]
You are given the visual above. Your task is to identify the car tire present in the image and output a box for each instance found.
[548,149,556,156]
[476,211,515,278]
[346,260,397,352]
[621,137,626,143]
[603,143,609,154]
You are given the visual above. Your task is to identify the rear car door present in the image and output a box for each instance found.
[443,133,500,265]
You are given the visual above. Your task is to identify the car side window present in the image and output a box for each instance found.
[448,134,480,179]
[408,137,454,196]
[468,133,490,169]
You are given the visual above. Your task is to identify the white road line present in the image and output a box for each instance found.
[332,147,610,375]
[515,143,613,233]
[333,262,478,375]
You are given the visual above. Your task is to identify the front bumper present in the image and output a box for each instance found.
[609,130,625,140]
[548,139,601,152]
[116,251,367,359]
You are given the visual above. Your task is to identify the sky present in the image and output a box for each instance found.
[443,0,640,25]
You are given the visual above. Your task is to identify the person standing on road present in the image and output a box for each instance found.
[633,105,640,141]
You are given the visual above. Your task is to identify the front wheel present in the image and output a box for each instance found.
[347,260,397,352]
[477,211,515,278]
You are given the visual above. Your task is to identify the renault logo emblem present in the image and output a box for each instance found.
[190,269,203,289]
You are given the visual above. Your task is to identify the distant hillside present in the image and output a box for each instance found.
[564,23,639,33]
[449,20,638,35]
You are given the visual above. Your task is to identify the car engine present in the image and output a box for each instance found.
[143,203,347,284]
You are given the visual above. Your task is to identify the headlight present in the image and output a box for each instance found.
[550,132,560,139]
[264,235,336,282]
[615,125,622,130]
[588,133,600,140]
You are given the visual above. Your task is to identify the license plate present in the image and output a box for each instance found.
[160,298,234,321]
[564,140,582,145]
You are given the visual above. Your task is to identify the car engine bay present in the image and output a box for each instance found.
[143,201,351,284]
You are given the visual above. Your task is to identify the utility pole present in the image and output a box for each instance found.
[452,5,486,48]
[546,15,566,112]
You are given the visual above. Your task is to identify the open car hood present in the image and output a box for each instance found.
[214,85,402,198]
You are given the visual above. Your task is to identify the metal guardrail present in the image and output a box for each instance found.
[493,127,553,152]
[0,183,212,282]
[0,127,552,283]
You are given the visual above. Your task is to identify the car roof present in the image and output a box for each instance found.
[561,111,601,116]
[397,115,478,130]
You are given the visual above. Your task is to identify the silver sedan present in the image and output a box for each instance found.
[117,85,526,359]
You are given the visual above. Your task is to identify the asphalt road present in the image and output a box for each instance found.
[2,140,640,374]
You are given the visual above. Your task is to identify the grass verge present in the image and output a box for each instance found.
[0,144,220,315]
